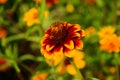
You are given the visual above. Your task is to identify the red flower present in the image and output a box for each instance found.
[87,0,95,4]
[41,22,84,59]
[46,0,58,7]
[35,0,58,7]
[0,27,7,40]
[0,59,9,72]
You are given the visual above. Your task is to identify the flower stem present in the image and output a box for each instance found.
[69,59,84,80]
[114,53,119,80]
[52,65,57,80]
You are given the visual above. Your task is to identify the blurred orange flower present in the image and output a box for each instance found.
[41,22,84,59]
[109,66,116,74]
[98,26,115,39]
[58,50,86,75]
[87,0,95,4]
[35,0,58,7]
[85,26,96,37]
[0,59,9,72]
[23,8,39,27]
[100,34,120,53]
[0,27,7,40]
[32,73,48,80]
[0,0,7,4]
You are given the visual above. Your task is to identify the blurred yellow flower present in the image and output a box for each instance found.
[44,10,50,19]
[41,22,84,59]
[85,26,96,37]
[23,8,39,27]
[32,73,48,80]
[58,50,86,75]
[98,26,115,39]
[0,0,7,4]
[109,66,116,74]
[66,3,74,13]
[100,34,120,53]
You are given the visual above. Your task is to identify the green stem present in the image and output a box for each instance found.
[13,62,20,73]
[6,34,25,43]
[114,53,119,80]
[19,61,34,74]
[52,65,57,80]
[69,59,84,80]
[39,0,46,25]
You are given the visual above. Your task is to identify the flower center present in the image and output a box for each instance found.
[50,22,67,44]
[64,59,70,65]
[33,12,38,19]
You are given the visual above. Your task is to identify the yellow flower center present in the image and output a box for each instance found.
[50,22,67,44]
[33,12,39,19]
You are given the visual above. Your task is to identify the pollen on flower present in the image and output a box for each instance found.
[41,22,84,59]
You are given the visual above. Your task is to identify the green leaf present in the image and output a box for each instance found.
[19,54,35,61]
[5,46,12,59]
[96,0,104,8]
[12,62,20,72]
[86,77,100,80]
[36,56,45,62]
[13,44,18,59]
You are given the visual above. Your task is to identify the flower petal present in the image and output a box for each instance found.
[75,60,86,69]
[64,40,74,49]
[66,64,76,75]
[46,44,55,51]
[54,45,63,56]
[73,39,83,49]
[70,33,81,39]
[68,24,81,33]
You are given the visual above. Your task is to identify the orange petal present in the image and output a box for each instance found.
[66,64,77,75]
[64,47,73,57]
[73,39,83,50]
[70,33,81,38]
[54,46,63,56]
[69,24,81,33]
[46,44,55,51]
[64,40,74,49]
[74,60,86,69]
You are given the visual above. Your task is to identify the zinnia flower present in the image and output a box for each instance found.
[58,50,86,75]
[32,73,48,80]
[0,27,7,40]
[23,8,39,27]
[100,34,120,53]
[41,22,84,59]
[98,26,115,39]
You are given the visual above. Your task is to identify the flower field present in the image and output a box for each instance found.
[0,0,120,80]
